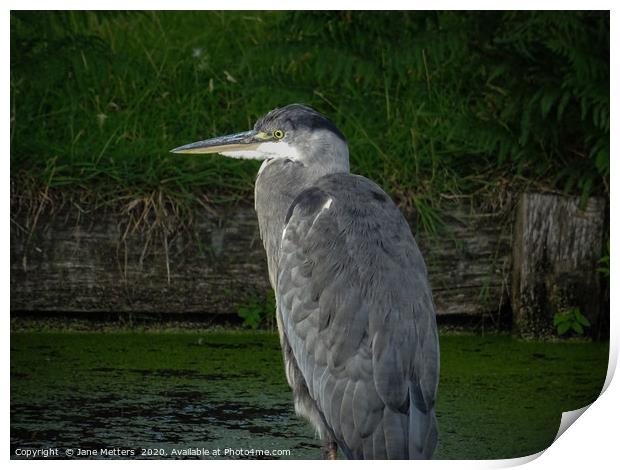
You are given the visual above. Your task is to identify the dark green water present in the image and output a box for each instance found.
[10,331,608,460]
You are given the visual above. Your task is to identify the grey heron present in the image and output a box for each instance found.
[171,104,439,460]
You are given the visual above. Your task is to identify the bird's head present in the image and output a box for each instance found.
[171,104,349,173]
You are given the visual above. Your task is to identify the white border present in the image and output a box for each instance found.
[4,4,616,469]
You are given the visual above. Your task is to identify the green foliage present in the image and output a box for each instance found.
[236,290,276,330]
[283,12,609,202]
[553,308,591,336]
[10,11,609,232]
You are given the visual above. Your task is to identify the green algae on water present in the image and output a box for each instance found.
[11,331,608,459]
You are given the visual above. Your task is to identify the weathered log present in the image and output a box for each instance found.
[11,203,269,314]
[511,193,605,338]
[10,197,513,317]
[417,204,513,317]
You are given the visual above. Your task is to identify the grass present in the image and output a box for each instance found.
[11,330,608,459]
[11,12,609,235]
[11,12,272,204]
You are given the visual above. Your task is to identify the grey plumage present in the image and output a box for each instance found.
[171,104,440,459]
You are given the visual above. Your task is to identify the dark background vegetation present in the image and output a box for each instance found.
[11,11,609,234]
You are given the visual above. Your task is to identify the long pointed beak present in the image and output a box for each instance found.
[170,130,263,154]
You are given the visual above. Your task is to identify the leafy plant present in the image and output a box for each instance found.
[237,290,276,330]
[553,308,591,336]
[10,11,610,235]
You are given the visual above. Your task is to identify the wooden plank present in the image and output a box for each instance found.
[11,204,270,314]
[417,203,513,317]
[10,199,513,317]
[511,193,605,337]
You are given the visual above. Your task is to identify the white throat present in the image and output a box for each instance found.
[221,141,301,161]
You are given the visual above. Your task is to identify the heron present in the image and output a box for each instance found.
[171,104,439,460]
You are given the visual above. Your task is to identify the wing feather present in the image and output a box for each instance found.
[277,174,439,459]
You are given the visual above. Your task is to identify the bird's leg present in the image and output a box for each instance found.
[323,441,338,460]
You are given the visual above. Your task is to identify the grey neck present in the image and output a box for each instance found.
[254,156,348,289]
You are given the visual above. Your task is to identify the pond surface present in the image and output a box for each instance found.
[10,330,608,460]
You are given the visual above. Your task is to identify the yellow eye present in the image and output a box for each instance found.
[273,129,285,139]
